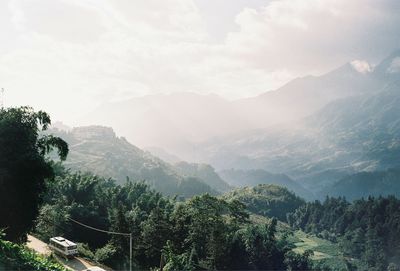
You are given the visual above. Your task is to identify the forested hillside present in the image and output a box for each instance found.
[3,0,400,269]
[49,126,218,197]
[223,184,305,221]
[220,169,313,200]
[287,196,400,270]
[2,99,400,271]
[35,167,315,271]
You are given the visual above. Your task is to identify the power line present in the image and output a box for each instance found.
[43,214,134,270]
[66,217,133,271]
[67,217,130,236]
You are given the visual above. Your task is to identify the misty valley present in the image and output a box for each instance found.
[2,51,400,271]
[2,1,400,270]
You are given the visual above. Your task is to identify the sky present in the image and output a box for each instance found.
[0,0,400,124]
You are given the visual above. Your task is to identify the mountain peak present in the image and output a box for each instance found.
[71,125,116,141]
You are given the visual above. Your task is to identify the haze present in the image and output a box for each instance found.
[1,0,399,125]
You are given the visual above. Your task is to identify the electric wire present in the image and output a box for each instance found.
[66,217,131,236]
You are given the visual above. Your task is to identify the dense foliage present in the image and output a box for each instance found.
[0,234,66,271]
[0,107,68,242]
[287,196,400,270]
[35,168,314,270]
[223,184,305,221]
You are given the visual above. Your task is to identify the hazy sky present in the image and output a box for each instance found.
[1,0,400,123]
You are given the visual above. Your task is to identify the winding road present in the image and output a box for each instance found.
[27,235,102,271]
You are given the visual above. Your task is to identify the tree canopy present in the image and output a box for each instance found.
[288,196,400,270]
[0,107,68,242]
[35,167,315,270]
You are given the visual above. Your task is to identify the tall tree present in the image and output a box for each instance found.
[0,107,68,242]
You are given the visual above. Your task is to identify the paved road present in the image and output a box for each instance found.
[26,235,100,271]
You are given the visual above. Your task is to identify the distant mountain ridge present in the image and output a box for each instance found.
[174,161,231,193]
[74,51,400,200]
[79,58,377,153]
[50,125,228,197]
[322,169,400,201]
[193,51,400,198]
[233,61,377,128]
[219,169,313,200]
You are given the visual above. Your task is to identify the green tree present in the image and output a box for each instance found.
[242,219,288,270]
[140,206,171,267]
[284,250,313,271]
[0,107,68,242]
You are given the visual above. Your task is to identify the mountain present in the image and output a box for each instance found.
[183,51,400,195]
[145,146,182,164]
[50,125,217,198]
[75,51,400,200]
[219,169,313,200]
[78,60,375,155]
[233,61,377,128]
[322,169,400,201]
[223,184,305,221]
[173,161,231,193]
[79,93,246,153]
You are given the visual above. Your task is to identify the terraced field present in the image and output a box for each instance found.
[250,214,354,270]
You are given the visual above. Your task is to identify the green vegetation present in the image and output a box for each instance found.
[250,214,349,270]
[223,184,305,221]
[3,107,400,271]
[288,196,400,270]
[34,168,315,270]
[0,107,68,242]
[50,126,217,198]
[290,231,350,270]
[220,169,314,200]
[0,234,66,271]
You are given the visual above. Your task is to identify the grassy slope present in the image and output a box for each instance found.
[250,214,352,270]
[224,184,305,221]
[290,230,352,270]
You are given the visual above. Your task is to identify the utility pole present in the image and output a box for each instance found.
[130,233,132,271]
[1,88,4,109]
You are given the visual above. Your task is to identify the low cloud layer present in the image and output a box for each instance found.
[0,0,399,123]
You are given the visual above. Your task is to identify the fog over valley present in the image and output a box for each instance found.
[2,1,400,270]
[51,49,400,201]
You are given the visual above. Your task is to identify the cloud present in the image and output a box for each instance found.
[0,0,399,123]
[226,0,400,73]
[351,60,373,74]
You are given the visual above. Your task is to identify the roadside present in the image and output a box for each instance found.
[26,235,102,271]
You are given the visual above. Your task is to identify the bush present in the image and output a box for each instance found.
[77,243,95,260]
[94,243,118,266]
[0,235,66,271]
